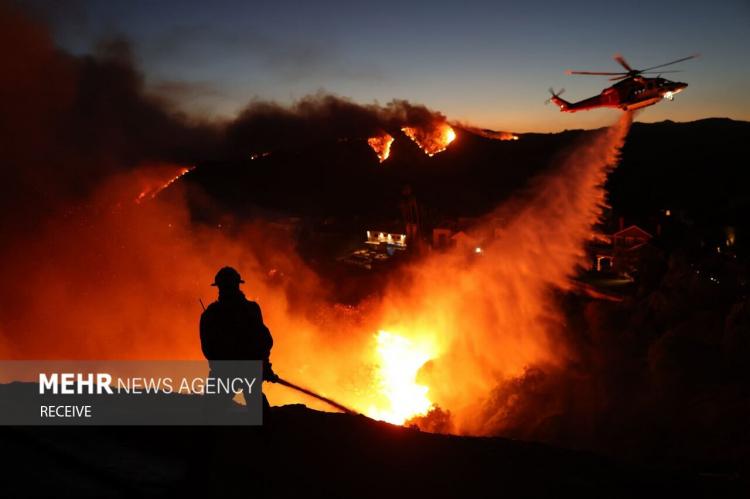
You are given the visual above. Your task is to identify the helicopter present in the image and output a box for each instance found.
[547,54,697,112]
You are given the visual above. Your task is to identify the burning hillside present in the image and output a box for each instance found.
[368,122,465,163]
[455,124,519,141]
[367,133,394,163]
[224,94,459,161]
[402,123,457,156]
[135,165,195,203]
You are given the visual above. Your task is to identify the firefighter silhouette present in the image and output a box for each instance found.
[199,266,278,415]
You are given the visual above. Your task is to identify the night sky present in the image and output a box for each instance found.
[30,0,750,132]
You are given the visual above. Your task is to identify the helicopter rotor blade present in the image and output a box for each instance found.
[640,54,699,72]
[613,53,633,72]
[609,75,630,81]
[567,70,627,76]
[641,70,683,74]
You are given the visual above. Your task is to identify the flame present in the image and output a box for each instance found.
[401,123,456,156]
[367,330,437,424]
[367,134,394,163]
[135,165,194,203]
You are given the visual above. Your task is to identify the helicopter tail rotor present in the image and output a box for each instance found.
[545,87,565,105]
[545,88,569,110]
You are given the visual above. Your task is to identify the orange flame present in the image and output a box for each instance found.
[135,165,194,203]
[367,330,438,424]
[497,132,519,141]
[367,134,394,163]
[402,123,456,156]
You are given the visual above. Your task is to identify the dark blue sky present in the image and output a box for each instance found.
[42,0,750,132]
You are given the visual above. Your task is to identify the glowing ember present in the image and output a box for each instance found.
[135,166,194,203]
[367,134,394,163]
[367,330,436,424]
[401,123,456,156]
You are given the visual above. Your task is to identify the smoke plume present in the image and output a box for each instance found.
[226,94,450,154]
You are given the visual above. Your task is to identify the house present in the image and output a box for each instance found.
[365,230,407,251]
[613,225,652,250]
[592,225,653,275]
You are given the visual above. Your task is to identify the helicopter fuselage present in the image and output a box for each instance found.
[552,77,688,112]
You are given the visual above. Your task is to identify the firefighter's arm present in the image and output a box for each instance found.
[263,359,280,383]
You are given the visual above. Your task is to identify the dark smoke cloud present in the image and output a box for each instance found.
[225,94,448,154]
[0,3,220,234]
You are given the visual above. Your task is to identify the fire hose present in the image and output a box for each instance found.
[272,377,356,415]
[198,300,355,415]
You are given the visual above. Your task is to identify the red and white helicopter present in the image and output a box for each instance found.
[548,54,697,112]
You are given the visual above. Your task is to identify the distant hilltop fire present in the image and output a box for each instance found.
[367,133,395,163]
[456,125,519,141]
[135,165,195,204]
[367,122,518,163]
[367,124,456,162]
[215,93,519,165]
[401,123,456,156]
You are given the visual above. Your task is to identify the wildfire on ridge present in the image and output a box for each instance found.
[453,124,519,141]
[367,133,395,163]
[367,330,437,425]
[401,123,456,156]
[135,166,194,204]
[487,131,519,141]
